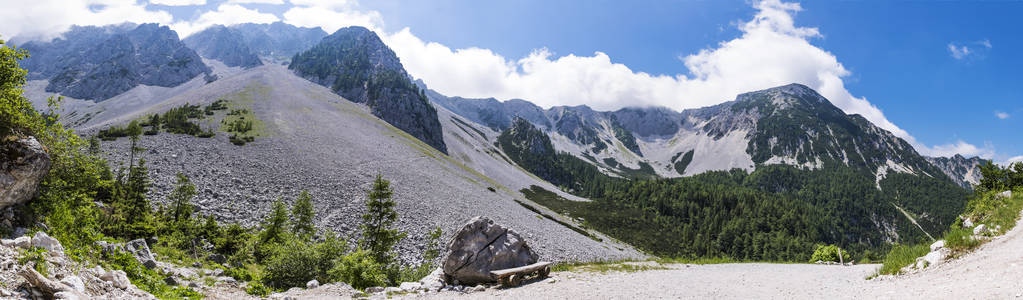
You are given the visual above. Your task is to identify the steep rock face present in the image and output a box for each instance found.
[609,107,680,137]
[183,25,262,68]
[231,22,328,60]
[20,23,209,101]
[0,137,51,209]
[926,155,988,189]
[290,26,446,153]
[497,118,559,180]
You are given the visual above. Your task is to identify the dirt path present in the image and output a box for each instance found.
[404,213,1023,299]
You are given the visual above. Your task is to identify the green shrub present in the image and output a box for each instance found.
[18,247,49,277]
[877,244,929,275]
[943,226,981,252]
[328,250,388,290]
[809,244,850,263]
[261,235,346,289]
[245,281,272,297]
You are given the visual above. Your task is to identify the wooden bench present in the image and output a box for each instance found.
[490,261,552,287]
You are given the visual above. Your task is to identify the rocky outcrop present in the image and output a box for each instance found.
[230,22,328,60]
[20,23,210,101]
[442,216,538,285]
[926,154,988,189]
[289,26,447,154]
[183,25,262,68]
[0,136,51,209]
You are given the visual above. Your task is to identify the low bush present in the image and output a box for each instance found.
[328,250,388,290]
[809,244,851,263]
[876,244,929,275]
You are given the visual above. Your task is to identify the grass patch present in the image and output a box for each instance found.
[875,244,929,276]
[514,193,602,243]
[551,260,668,273]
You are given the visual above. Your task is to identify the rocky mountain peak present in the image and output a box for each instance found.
[290,26,447,154]
[183,25,262,68]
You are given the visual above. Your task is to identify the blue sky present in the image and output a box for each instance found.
[2,0,1020,162]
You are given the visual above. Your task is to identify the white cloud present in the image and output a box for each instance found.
[996,111,1010,119]
[170,4,279,38]
[1007,155,1023,165]
[926,140,996,159]
[282,0,383,33]
[227,0,284,4]
[386,0,911,141]
[0,0,173,41]
[149,0,206,6]
[980,39,992,49]
[948,43,971,59]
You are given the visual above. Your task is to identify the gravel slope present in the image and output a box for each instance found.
[409,210,1023,299]
[87,64,642,263]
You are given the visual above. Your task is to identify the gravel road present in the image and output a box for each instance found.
[407,211,1023,299]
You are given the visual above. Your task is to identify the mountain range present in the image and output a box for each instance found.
[9,22,990,261]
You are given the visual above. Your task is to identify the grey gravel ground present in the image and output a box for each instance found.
[87,64,643,264]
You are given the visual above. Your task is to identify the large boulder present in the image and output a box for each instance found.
[31,231,64,254]
[0,137,51,210]
[442,216,538,285]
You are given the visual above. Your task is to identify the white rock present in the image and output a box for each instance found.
[998,190,1012,198]
[398,282,422,291]
[60,276,86,292]
[100,270,131,289]
[384,286,402,293]
[974,224,989,235]
[31,232,63,254]
[306,279,319,289]
[922,249,949,267]
[472,285,486,292]
[0,239,13,247]
[929,240,946,251]
[365,286,384,293]
[53,291,80,300]
[13,236,30,249]
[962,218,974,228]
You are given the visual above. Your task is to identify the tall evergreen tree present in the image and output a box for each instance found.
[168,172,196,224]
[291,190,316,239]
[360,175,404,266]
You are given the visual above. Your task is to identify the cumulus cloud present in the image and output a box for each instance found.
[170,4,279,38]
[386,0,911,141]
[948,40,992,60]
[926,140,996,159]
[996,111,1010,119]
[1007,155,1023,165]
[282,0,383,33]
[149,0,206,6]
[0,0,173,41]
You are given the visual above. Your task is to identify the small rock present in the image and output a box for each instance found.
[53,291,80,300]
[962,218,974,228]
[365,286,385,293]
[998,190,1012,198]
[14,236,31,249]
[472,285,486,292]
[60,276,85,292]
[306,279,319,289]
[164,276,179,286]
[929,240,946,251]
[398,282,421,291]
[208,253,227,264]
[189,282,200,288]
[384,286,402,293]
[216,276,236,283]
[192,262,202,268]
[0,239,13,247]
[100,270,131,289]
[974,224,989,235]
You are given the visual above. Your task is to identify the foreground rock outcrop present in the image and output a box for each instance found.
[0,136,50,210]
[442,216,539,285]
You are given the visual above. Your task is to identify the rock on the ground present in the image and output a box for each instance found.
[963,218,974,228]
[442,216,539,285]
[100,270,131,289]
[306,279,319,289]
[399,281,422,291]
[14,236,31,249]
[208,253,227,264]
[974,224,989,235]
[998,190,1012,198]
[419,268,445,292]
[53,291,81,300]
[126,239,157,269]
[384,286,402,293]
[0,136,51,210]
[32,231,64,254]
[930,240,946,251]
[60,276,85,292]
[366,286,385,293]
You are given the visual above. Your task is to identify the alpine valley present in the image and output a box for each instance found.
[7,21,990,280]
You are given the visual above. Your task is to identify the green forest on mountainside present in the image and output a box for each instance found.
[500,117,970,261]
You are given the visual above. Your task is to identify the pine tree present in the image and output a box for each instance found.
[360,175,405,266]
[291,190,315,239]
[261,199,290,245]
[168,172,196,224]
